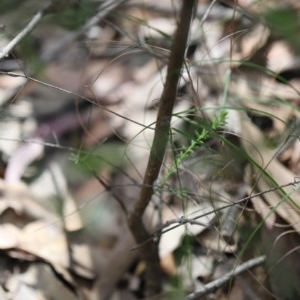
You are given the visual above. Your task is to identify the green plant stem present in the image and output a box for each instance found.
[127,0,196,296]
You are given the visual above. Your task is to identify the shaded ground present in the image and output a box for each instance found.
[1,0,300,299]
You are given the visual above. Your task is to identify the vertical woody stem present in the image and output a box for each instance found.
[127,0,196,296]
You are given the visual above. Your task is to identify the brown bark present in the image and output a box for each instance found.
[127,0,196,296]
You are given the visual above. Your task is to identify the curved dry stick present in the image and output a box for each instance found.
[127,0,196,296]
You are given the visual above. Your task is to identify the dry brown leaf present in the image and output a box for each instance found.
[5,263,79,300]
[84,59,131,104]
[132,59,162,83]
[289,140,300,172]
[45,63,84,94]
[267,41,295,73]
[70,244,94,279]
[18,220,94,281]
[232,24,270,61]
[159,204,215,258]
[0,223,20,248]
[160,253,177,276]
[0,73,27,106]
[0,221,76,287]
[240,112,300,232]
[198,229,238,253]
[194,20,229,62]
[0,180,58,223]
[244,180,276,229]
[5,138,44,183]
[82,104,125,147]
[86,24,116,57]
[139,18,176,40]
[251,198,276,230]
[178,255,214,291]
[241,100,293,136]
[21,221,69,266]
[29,162,82,231]
[259,77,300,100]
[0,100,36,157]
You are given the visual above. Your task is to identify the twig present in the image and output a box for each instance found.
[199,0,218,26]
[89,168,128,214]
[133,180,300,248]
[219,204,239,245]
[0,0,130,65]
[220,185,247,245]
[0,4,51,60]
[273,118,300,159]
[186,255,266,300]
[127,0,196,296]
[0,71,153,130]
[42,0,129,62]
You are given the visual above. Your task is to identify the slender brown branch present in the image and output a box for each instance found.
[127,0,196,296]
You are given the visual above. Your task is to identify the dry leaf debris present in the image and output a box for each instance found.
[0,0,300,299]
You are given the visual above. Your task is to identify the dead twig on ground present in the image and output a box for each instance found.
[186,255,266,300]
[0,4,51,60]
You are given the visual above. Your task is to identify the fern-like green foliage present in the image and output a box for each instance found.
[157,109,228,191]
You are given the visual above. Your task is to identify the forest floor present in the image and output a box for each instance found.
[1,1,300,299]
